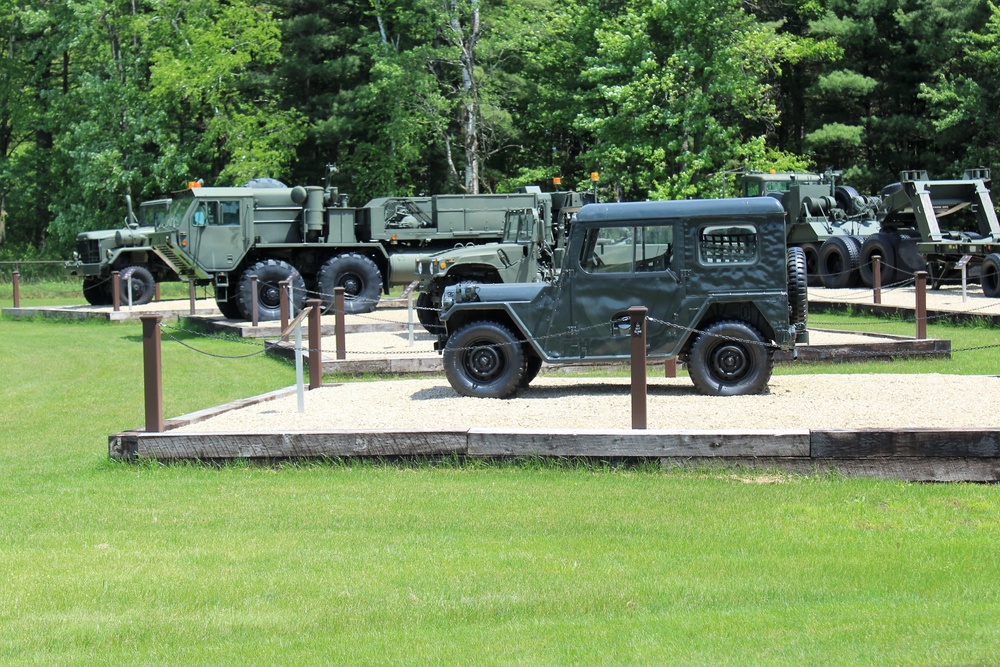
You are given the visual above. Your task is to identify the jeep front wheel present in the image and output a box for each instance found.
[688,321,772,396]
[443,321,526,398]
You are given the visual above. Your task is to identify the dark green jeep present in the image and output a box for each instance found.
[435,197,808,398]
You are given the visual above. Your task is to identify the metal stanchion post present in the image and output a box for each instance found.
[407,292,415,346]
[188,280,196,315]
[112,271,121,312]
[141,314,164,433]
[335,287,346,360]
[307,298,323,389]
[629,305,648,430]
[12,270,20,308]
[915,271,927,340]
[873,255,881,305]
[154,282,161,302]
[664,358,677,378]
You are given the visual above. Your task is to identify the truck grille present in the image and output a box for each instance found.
[76,239,101,264]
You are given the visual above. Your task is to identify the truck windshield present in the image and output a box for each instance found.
[157,196,195,230]
[501,211,536,244]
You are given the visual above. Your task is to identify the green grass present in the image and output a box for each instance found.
[2,312,1000,664]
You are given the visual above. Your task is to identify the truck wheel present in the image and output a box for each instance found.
[443,321,526,398]
[859,233,898,287]
[520,350,543,389]
[237,259,306,321]
[82,276,112,306]
[119,265,156,306]
[787,246,808,328]
[317,253,381,315]
[818,236,861,289]
[688,321,772,396]
[799,242,821,286]
[416,291,443,334]
[982,253,1000,298]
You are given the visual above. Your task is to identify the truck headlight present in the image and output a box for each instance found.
[441,291,455,310]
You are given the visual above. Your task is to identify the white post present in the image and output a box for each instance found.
[407,292,415,347]
[962,264,968,302]
[127,277,134,311]
[294,321,305,413]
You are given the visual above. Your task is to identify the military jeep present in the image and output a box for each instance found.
[435,197,808,398]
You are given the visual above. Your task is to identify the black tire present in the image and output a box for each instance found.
[443,321,526,398]
[799,242,822,286]
[317,253,382,315]
[82,276,112,306]
[859,232,898,287]
[818,236,861,289]
[416,289,443,334]
[834,185,861,215]
[215,295,243,320]
[237,259,306,322]
[118,265,156,306]
[786,246,808,328]
[520,350,543,389]
[982,253,1000,298]
[688,321,772,396]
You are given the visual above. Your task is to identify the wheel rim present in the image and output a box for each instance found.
[465,341,505,382]
[338,272,362,297]
[260,283,281,308]
[708,342,751,382]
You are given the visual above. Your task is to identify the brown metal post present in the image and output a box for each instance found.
[112,271,121,311]
[872,255,881,305]
[915,271,927,340]
[188,280,196,316]
[154,281,161,302]
[664,358,677,378]
[12,270,20,308]
[140,314,165,433]
[335,286,347,360]
[250,275,259,327]
[629,305,648,430]
[307,298,323,389]
[279,279,290,340]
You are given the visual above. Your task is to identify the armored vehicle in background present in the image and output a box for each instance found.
[739,171,881,288]
[64,196,174,306]
[435,197,807,398]
[145,171,571,320]
[414,190,591,333]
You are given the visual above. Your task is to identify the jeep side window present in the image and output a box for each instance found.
[698,223,758,264]
[580,225,672,273]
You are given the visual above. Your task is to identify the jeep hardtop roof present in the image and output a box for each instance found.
[575,197,785,223]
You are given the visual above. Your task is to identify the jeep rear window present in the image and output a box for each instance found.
[698,224,758,264]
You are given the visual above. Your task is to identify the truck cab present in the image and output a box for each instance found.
[436,197,805,398]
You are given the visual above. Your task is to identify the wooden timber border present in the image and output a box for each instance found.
[108,387,1000,482]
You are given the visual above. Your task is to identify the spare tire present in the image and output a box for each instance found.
[786,246,808,329]
[818,236,861,289]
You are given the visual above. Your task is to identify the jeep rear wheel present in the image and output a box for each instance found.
[688,321,772,396]
[443,321,526,398]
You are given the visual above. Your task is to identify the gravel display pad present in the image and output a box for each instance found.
[170,373,1000,434]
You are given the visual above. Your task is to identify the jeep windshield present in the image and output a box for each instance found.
[156,196,195,230]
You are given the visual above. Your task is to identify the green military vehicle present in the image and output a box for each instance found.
[145,171,568,320]
[64,196,174,306]
[435,197,808,398]
[739,171,881,288]
[414,190,591,333]
[870,168,1000,292]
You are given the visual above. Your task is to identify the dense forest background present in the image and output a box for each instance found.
[2,0,999,258]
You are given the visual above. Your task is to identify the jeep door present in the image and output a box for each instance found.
[540,220,685,360]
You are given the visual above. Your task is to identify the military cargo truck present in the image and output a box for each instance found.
[435,197,807,398]
[145,174,570,320]
[64,196,174,306]
[739,171,880,288]
[869,168,1000,292]
[414,190,591,333]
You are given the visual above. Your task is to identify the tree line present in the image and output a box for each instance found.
[1,0,998,258]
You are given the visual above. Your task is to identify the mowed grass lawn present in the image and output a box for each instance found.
[1,297,1000,664]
